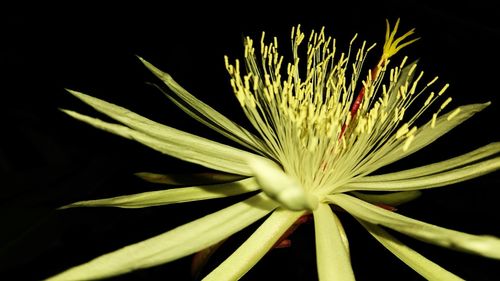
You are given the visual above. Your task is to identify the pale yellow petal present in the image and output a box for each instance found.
[62,108,261,176]
[351,190,421,206]
[328,194,500,259]
[138,57,270,156]
[356,142,500,182]
[135,171,244,185]
[66,90,268,171]
[340,156,500,192]
[203,208,304,281]
[47,193,278,281]
[313,203,355,281]
[60,178,259,209]
[358,220,464,281]
[363,103,491,175]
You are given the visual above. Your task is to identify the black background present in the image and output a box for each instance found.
[1,1,499,280]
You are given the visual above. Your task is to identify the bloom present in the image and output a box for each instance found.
[49,19,500,280]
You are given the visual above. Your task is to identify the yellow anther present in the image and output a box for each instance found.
[447,108,461,121]
[431,113,438,128]
[400,56,409,69]
[399,107,406,120]
[407,125,418,136]
[403,134,415,151]
[437,83,450,96]
[424,92,435,106]
[396,123,409,139]
[440,97,452,110]
[427,76,439,87]
[350,33,358,46]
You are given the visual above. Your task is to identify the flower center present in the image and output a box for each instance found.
[227,20,452,209]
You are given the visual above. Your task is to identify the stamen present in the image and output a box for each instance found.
[437,83,450,96]
[225,22,440,194]
[427,76,439,87]
[447,108,461,121]
[431,113,438,128]
[440,97,452,110]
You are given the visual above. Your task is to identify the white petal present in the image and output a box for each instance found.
[47,193,278,281]
[328,194,500,259]
[138,57,270,156]
[62,108,262,176]
[60,178,260,209]
[358,220,464,281]
[313,203,355,281]
[203,208,304,281]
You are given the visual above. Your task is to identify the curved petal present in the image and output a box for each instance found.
[351,190,422,206]
[358,220,464,281]
[47,193,278,281]
[328,194,500,259]
[138,57,270,156]
[358,102,491,176]
[340,157,500,192]
[62,108,260,176]
[313,203,355,281]
[203,208,303,281]
[60,178,260,209]
[135,171,244,185]
[355,142,500,182]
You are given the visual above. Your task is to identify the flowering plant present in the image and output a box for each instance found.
[48,20,499,280]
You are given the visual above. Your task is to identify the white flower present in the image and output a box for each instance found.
[48,19,500,281]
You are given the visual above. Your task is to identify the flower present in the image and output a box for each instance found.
[49,19,500,280]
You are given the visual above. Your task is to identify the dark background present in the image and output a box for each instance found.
[1,1,499,280]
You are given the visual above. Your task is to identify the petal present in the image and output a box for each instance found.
[62,108,261,176]
[313,203,355,281]
[358,220,464,281]
[340,156,500,192]
[328,194,500,259]
[360,102,491,175]
[47,193,278,281]
[66,90,267,170]
[355,142,500,182]
[351,190,422,206]
[203,208,304,281]
[60,178,260,209]
[134,171,244,185]
[138,57,270,156]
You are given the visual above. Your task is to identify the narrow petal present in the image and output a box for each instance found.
[328,194,500,259]
[138,57,270,156]
[47,193,278,281]
[60,178,260,209]
[66,90,268,172]
[62,109,261,176]
[135,171,244,185]
[351,190,421,206]
[362,102,491,175]
[340,156,500,192]
[355,142,500,182]
[203,208,304,281]
[358,220,464,281]
[313,203,355,281]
